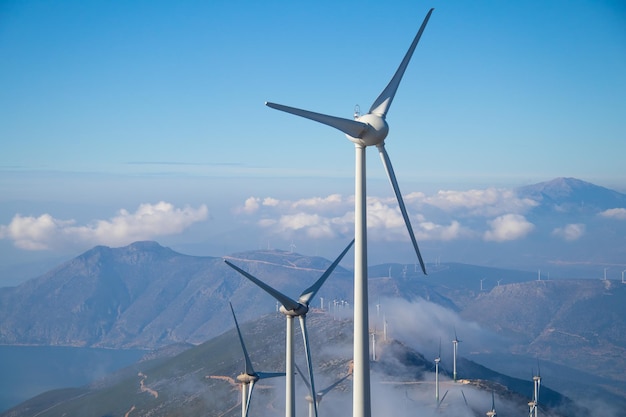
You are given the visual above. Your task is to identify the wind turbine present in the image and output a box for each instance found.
[532,365,542,417]
[452,328,462,382]
[225,239,354,417]
[486,390,497,417]
[295,363,351,417]
[434,338,441,405]
[265,9,434,417]
[229,302,285,417]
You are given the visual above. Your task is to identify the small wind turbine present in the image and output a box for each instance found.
[229,303,284,417]
[295,363,351,417]
[486,390,497,417]
[527,365,541,417]
[452,328,462,382]
[434,338,441,405]
[622,269,626,284]
[225,240,354,417]
[533,365,542,417]
[265,10,434,417]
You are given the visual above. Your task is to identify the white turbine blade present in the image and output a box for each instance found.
[244,380,255,417]
[266,102,368,138]
[299,239,354,305]
[377,144,427,274]
[229,302,255,375]
[369,8,434,117]
[299,315,319,417]
[225,260,301,311]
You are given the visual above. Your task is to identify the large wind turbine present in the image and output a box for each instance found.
[229,302,284,417]
[225,239,354,417]
[265,9,434,417]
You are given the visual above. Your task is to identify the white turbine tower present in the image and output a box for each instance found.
[225,240,354,417]
[265,9,434,417]
[229,303,284,417]
[452,328,461,382]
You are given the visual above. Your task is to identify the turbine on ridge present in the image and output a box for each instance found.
[486,390,497,417]
[225,239,354,417]
[229,302,284,417]
[265,9,434,417]
[295,362,351,417]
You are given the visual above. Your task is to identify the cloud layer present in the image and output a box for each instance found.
[0,202,208,250]
[235,188,539,245]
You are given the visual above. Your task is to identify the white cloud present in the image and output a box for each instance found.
[421,188,538,216]
[552,223,586,241]
[234,187,545,245]
[0,202,208,251]
[599,207,626,220]
[235,197,262,214]
[483,214,535,242]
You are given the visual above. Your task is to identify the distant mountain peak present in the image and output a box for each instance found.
[516,177,626,211]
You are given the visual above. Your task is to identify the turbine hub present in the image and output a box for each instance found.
[279,304,308,317]
[237,373,258,384]
[346,113,388,147]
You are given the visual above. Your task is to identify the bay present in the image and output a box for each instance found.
[0,345,147,412]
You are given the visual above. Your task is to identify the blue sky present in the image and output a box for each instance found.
[1,0,625,283]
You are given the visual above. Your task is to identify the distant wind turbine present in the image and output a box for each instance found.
[434,338,441,405]
[486,390,497,417]
[225,240,354,417]
[265,9,434,417]
[452,327,462,382]
[295,363,351,417]
[229,303,284,417]
[528,365,542,417]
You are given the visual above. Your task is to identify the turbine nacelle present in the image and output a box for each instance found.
[279,303,309,317]
[346,113,389,147]
[237,373,258,384]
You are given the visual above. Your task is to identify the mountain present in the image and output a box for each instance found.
[0,241,354,349]
[516,177,626,213]
[1,240,626,413]
[0,311,588,417]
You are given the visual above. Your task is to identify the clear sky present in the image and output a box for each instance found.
[1,0,625,283]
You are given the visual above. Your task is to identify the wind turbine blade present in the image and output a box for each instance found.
[461,390,469,406]
[299,239,354,305]
[256,371,286,380]
[437,390,449,409]
[225,260,301,311]
[299,315,319,417]
[319,374,350,396]
[244,380,255,417]
[491,390,496,410]
[369,8,434,117]
[229,302,255,375]
[294,363,312,391]
[377,144,426,274]
[266,102,368,138]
